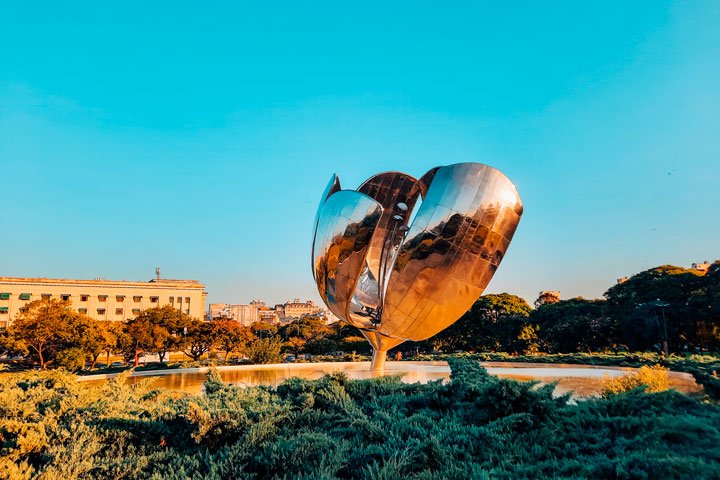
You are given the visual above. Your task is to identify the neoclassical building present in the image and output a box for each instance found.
[0,276,207,328]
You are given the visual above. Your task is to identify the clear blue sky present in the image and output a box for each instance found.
[1,1,718,307]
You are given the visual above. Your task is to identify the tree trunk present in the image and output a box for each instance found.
[158,351,166,363]
[90,353,99,370]
[134,349,140,367]
[106,349,110,368]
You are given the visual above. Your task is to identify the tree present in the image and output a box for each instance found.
[286,336,306,355]
[5,299,75,369]
[55,347,87,371]
[246,336,284,364]
[125,306,192,364]
[689,262,720,352]
[182,320,215,361]
[278,315,332,341]
[429,293,532,353]
[604,265,706,353]
[100,321,123,367]
[65,314,107,369]
[278,315,333,354]
[212,320,254,361]
[250,320,278,339]
[530,298,616,353]
[123,317,162,366]
[517,324,540,355]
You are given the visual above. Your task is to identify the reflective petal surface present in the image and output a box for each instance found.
[379,163,522,341]
[312,190,383,323]
[311,174,342,278]
[352,172,424,317]
[310,162,523,368]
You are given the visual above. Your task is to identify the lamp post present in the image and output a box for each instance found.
[654,300,670,359]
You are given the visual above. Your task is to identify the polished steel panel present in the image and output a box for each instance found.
[311,174,342,278]
[312,190,382,323]
[381,163,522,341]
[311,162,523,367]
[352,172,424,317]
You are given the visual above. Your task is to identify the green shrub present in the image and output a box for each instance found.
[54,347,87,371]
[1,358,720,478]
[246,337,284,364]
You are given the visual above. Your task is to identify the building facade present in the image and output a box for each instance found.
[692,261,712,273]
[208,303,260,326]
[0,277,207,328]
[282,299,321,319]
[209,299,323,325]
[535,290,561,308]
[257,308,280,323]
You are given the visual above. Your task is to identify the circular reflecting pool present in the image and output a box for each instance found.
[78,361,702,398]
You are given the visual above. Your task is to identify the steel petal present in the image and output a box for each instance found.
[312,190,383,324]
[379,163,523,341]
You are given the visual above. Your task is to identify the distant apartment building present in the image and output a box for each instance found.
[208,303,259,326]
[535,290,561,308]
[209,298,322,325]
[0,276,207,328]
[258,308,280,323]
[283,299,321,319]
[692,261,712,274]
[323,310,341,324]
[273,304,286,318]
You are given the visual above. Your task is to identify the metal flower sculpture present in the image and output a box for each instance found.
[311,163,523,371]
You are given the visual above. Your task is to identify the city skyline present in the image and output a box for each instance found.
[1,1,719,307]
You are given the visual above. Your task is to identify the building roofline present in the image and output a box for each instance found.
[0,277,204,289]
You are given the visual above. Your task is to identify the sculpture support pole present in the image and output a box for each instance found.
[370,347,387,372]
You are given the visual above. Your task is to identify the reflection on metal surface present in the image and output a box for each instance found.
[311,163,523,370]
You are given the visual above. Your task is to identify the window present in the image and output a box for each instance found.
[176,296,182,304]
[98,295,107,302]
[19,293,31,300]
[115,308,123,315]
[132,308,141,315]
[150,296,159,303]
[0,307,8,314]
[41,294,51,300]
[185,297,190,303]
[169,296,174,303]
[97,308,106,315]
[80,295,89,302]
[61,294,71,301]
[0,293,10,300]
[133,296,142,302]
[78,308,87,314]
[116,295,125,302]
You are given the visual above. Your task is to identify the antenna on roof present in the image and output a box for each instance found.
[155,267,161,280]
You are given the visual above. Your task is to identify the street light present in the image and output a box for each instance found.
[653,299,670,359]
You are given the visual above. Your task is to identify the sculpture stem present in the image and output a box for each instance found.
[371,348,387,372]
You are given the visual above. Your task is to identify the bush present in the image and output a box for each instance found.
[246,337,284,364]
[2,358,720,478]
[602,364,670,396]
[54,347,87,371]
